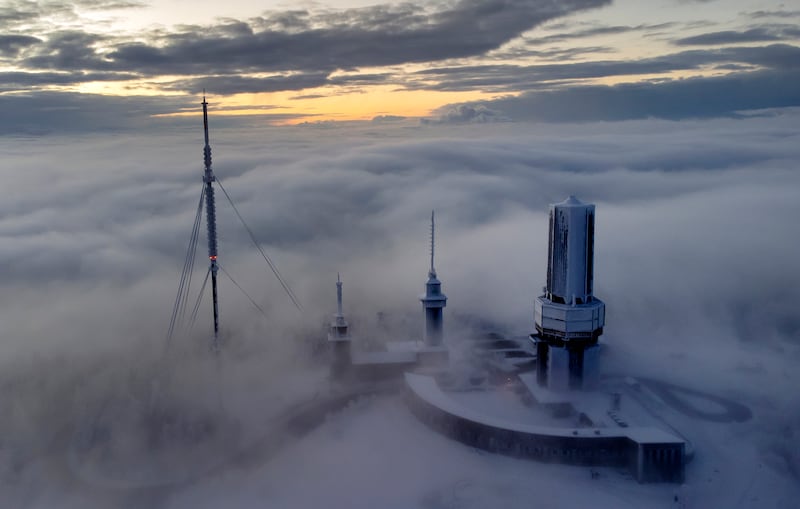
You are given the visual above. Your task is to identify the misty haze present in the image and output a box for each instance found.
[1,0,799,508]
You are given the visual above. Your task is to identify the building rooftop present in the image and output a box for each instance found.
[556,195,586,207]
[406,373,683,444]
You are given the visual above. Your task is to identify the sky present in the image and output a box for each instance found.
[1,1,799,507]
[1,0,799,129]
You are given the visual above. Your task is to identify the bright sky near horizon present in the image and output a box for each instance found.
[1,0,798,129]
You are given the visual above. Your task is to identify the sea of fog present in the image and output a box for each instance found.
[0,112,798,508]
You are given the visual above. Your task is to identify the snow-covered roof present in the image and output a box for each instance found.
[405,373,683,444]
[555,195,587,207]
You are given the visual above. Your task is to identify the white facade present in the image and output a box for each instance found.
[536,195,605,342]
[545,195,596,306]
[534,298,605,340]
[534,196,605,391]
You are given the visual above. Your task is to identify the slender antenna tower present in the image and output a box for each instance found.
[336,272,344,318]
[202,93,221,352]
[421,209,446,347]
[430,210,436,277]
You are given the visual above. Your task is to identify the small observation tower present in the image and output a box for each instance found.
[420,211,447,347]
[328,274,352,374]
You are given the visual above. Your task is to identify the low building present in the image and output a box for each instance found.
[405,373,685,483]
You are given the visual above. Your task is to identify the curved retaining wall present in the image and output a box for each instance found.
[404,373,684,483]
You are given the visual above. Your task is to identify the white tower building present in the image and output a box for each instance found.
[328,274,352,374]
[421,211,447,347]
[533,196,605,391]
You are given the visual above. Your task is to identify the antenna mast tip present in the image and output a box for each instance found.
[429,209,436,274]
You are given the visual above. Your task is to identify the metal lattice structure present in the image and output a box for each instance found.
[202,95,221,351]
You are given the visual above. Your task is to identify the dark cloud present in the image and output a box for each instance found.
[18,0,611,76]
[0,3,38,34]
[0,91,316,134]
[487,44,616,62]
[422,103,509,124]
[0,70,138,91]
[673,27,800,46]
[175,71,393,96]
[255,9,312,32]
[0,0,91,32]
[9,0,798,126]
[427,68,800,122]
[745,10,800,19]
[409,44,800,92]
[0,92,193,134]
[24,30,112,71]
[327,73,392,86]
[0,0,142,37]
[371,114,407,122]
[0,34,40,57]
[165,73,331,95]
[289,93,327,101]
[76,0,147,10]
[526,22,678,44]
[3,44,799,134]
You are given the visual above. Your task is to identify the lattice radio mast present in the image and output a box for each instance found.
[202,94,220,352]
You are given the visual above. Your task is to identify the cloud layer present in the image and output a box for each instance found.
[1,112,799,506]
[1,0,799,129]
[3,1,610,78]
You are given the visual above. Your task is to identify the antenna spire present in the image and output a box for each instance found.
[202,94,211,168]
[421,210,446,347]
[429,210,436,277]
